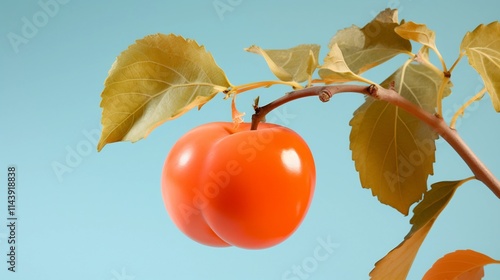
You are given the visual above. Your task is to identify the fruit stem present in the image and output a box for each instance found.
[251,84,500,200]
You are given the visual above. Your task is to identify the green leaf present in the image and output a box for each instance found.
[370,178,473,280]
[245,44,320,83]
[318,43,374,84]
[350,62,452,215]
[98,33,231,151]
[460,21,500,112]
[423,249,500,280]
[326,8,412,75]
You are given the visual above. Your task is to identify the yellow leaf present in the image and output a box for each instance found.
[395,21,437,50]
[318,43,374,84]
[461,21,500,112]
[326,8,412,75]
[374,8,399,23]
[371,222,433,280]
[423,249,500,280]
[370,178,473,280]
[415,46,431,65]
[231,95,244,128]
[350,62,452,214]
[245,44,320,83]
[98,34,231,151]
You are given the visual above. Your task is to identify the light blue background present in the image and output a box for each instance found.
[1,0,500,279]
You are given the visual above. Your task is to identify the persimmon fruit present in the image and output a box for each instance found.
[161,122,316,249]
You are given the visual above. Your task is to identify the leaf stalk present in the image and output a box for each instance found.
[228,80,303,97]
[450,87,487,129]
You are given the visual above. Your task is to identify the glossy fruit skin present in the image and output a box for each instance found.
[161,122,315,249]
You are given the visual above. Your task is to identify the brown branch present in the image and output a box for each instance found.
[251,85,371,130]
[373,86,500,199]
[251,84,500,199]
